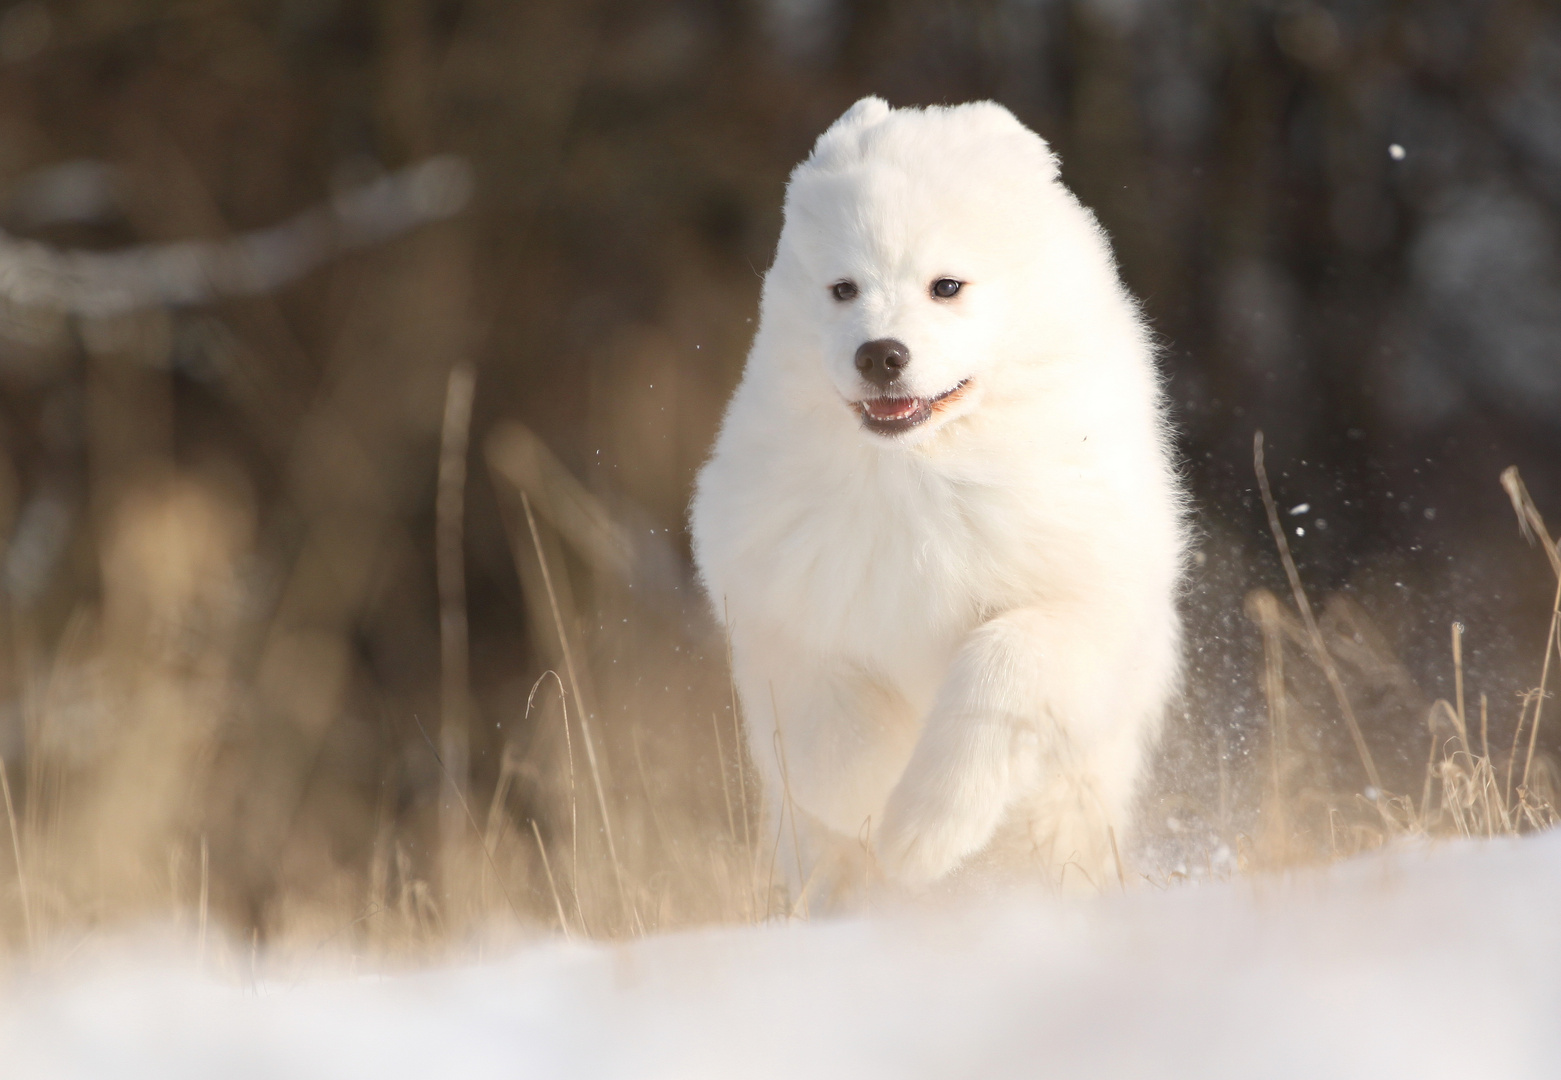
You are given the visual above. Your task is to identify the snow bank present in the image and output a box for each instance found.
[4,832,1559,1079]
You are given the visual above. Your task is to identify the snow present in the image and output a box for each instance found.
[4,832,1560,1079]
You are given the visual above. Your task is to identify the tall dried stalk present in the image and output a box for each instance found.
[1254,431,1382,793]
[1452,621,1468,749]
[198,835,209,964]
[525,670,586,934]
[521,492,637,933]
[723,600,756,919]
[437,362,477,886]
[1499,467,1561,793]
[0,757,30,950]
[1480,693,1491,766]
[711,711,737,845]
[411,714,524,923]
[529,819,572,941]
[769,684,809,919]
[1246,589,1289,855]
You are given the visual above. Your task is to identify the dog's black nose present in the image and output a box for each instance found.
[854,338,910,388]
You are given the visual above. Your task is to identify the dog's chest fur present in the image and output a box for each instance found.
[706,421,1062,705]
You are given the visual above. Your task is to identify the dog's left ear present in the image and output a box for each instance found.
[948,101,1060,183]
[955,100,1024,132]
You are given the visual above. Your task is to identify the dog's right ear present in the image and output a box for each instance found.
[805,96,893,169]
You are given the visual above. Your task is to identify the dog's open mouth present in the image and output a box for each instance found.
[853,380,970,436]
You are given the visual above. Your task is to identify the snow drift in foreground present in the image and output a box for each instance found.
[4,832,1559,1079]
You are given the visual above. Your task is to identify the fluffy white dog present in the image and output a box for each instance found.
[690,98,1184,899]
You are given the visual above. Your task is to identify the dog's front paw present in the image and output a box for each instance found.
[874,800,978,889]
[874,821,958,890]
[875,721,1037,888]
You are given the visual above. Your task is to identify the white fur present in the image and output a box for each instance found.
[690,98,1185,898]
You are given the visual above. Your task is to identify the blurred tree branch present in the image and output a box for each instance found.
[0,155,470,319]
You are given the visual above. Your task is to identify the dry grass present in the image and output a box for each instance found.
[0,452,764,974]
[0,428,1556,975]
[1230,441,1559,875]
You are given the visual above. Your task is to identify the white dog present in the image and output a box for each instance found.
[690,98,1184,899]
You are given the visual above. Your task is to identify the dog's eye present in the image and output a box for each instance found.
[831,280,858,302]
[931,278,962,299]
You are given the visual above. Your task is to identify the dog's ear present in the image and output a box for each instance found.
[834,96,892,130]
[945,101,1060,183]
[805,96,893,169]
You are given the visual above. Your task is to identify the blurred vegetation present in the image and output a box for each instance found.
[0,0,1556,955]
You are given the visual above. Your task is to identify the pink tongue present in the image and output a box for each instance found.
[864,398,919,421]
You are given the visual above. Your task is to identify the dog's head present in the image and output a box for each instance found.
[762,97,1119,446]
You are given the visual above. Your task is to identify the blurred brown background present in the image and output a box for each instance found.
[0,0,1558,949]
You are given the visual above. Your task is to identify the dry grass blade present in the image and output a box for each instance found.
[1502,467,1561,579]
[437,361,477,881]
[1254,431,1382,793]
[1499,467,1561,792]
[0,757,31,950]
[482,750,519,864]
[198,835,209,965]
[529,819,573,941]
[711,712,737,845]
[631,722,690,882]
[1507,691,1538,809]
[1108,826,1126,891]
[1452,621,1467,747]
[526,671,587,934]
[410,714,525,923]
[487,423,638,583]
[1420,705,1443,821]
[769,685,809,919]
[1480,693,1491,768]
[1245,589,1290,856]
[723,600,756,920]
[521,492,637,934]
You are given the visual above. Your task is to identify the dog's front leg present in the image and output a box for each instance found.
[875,608,1080,887]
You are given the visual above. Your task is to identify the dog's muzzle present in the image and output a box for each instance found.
[853,380,970,436]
